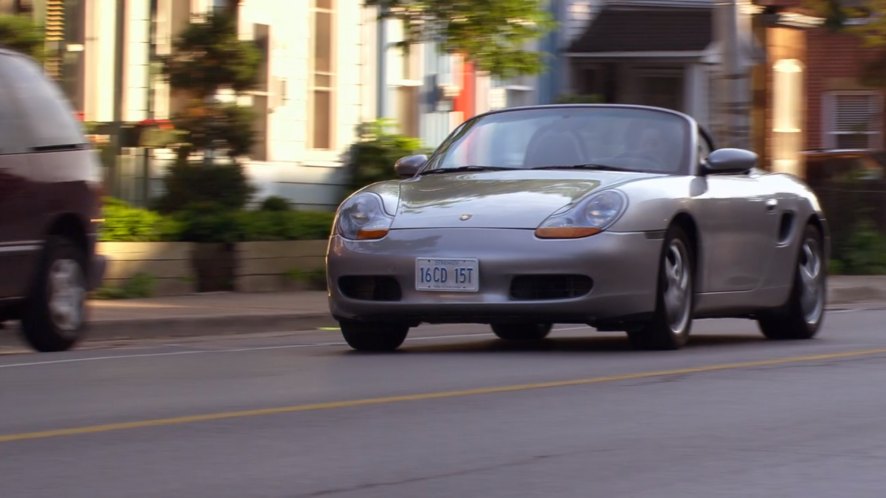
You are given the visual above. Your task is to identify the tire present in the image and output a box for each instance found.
[340,320,409,352]
[627,225,694,350]
[490,322,552,341]
[757,224,826,340]
[21,236,88,352]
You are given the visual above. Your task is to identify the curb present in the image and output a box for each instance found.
[0,313,339,350]
[85,313,339,341]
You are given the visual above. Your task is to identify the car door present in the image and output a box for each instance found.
[692,133,781,293]
[0,55,43,298]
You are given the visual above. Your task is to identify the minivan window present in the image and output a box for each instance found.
[0,56,25,154]
[0,54,85,150]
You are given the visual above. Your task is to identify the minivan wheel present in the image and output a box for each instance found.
[21,236,87,352]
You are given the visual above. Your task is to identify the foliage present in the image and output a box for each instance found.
[153,160,255,214]
[172,102,256,158]
[161,10,260,97]
[349,119,425,191]
[172,202,243,243]
[100,197,333,243]
[286,268,328,290]
[100,197,182,242]
[839,219,886,274]
[161,10,259,159]
[259,196,292,212]
[0,15,44,61]
[236,210,334,241]
[93,273,155,300]
[365,0,554,79]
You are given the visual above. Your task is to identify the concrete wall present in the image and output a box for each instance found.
[100,242,196,295]
[98,240,328,297]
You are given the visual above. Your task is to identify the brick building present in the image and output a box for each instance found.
[805,27,886,152]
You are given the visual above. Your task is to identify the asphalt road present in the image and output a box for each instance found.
[2,307,886,498]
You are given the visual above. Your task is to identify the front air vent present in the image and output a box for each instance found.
[338,276,402,301]
[778,212,795,244]
[510,275,593,300]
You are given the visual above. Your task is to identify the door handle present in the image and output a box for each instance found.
[766,198,778,212]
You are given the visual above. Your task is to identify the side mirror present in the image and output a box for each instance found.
[394,154,427,178]
[704,148,757,174]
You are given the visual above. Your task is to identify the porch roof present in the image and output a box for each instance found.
[567,7,713,55]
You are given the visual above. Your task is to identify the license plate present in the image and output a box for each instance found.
[415,258,479,292]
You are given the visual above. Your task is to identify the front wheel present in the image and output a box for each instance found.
[340,320,409,352]
[757,224,826,340]
[627,225,694,350]
[490,322,552,341]
[21,236,88,352]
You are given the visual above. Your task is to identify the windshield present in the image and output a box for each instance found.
[425,106,692,175]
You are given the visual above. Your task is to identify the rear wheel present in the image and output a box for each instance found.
[21,236,88,352]
[627,225,694,350]
[340,320,409,352]
[490,322,552,341]
[757,224,825,340]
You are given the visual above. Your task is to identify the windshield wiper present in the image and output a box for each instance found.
[530,163,630,172]
[421,165,516,175]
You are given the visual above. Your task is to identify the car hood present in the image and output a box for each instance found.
[390,170,658,229]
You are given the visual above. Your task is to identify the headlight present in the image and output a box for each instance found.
[535,190,627,239]
[336,193,395,240]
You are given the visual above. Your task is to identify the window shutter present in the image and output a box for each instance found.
[834,94,876,133]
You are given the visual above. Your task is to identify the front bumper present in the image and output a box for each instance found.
[327,228,663,325]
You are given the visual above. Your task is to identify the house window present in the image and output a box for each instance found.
[824,91,883,150]
[387,37,421,138]
[308,0,334,150]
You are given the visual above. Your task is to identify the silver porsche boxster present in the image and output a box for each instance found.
[327,104,828,351]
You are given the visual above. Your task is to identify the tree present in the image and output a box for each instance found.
[348,119,425,192]
[161,10,260,159]
[364,0,554,79]
[0,15,44,61]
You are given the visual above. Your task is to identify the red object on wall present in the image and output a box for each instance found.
[453,59,476,120]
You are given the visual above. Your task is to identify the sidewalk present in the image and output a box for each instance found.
[86,291,336,341]
[3,276,886,347]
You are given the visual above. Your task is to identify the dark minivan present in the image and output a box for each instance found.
[0,48,105,351]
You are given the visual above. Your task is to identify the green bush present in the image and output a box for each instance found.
[100,197,182,242]
[840,219,886,275]
[100,197,333,243]
[237,210,334,241]
[93,273,155,299]
[286,268,327,290]
[153,160,255,214]
[349,119,425,192]
[259,196,292,212]
[172,202,243,243]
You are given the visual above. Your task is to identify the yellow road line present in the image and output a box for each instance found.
[3,347,886,444]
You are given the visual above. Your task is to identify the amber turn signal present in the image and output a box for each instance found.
[356,228,390,240]
[534,227,602,239]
